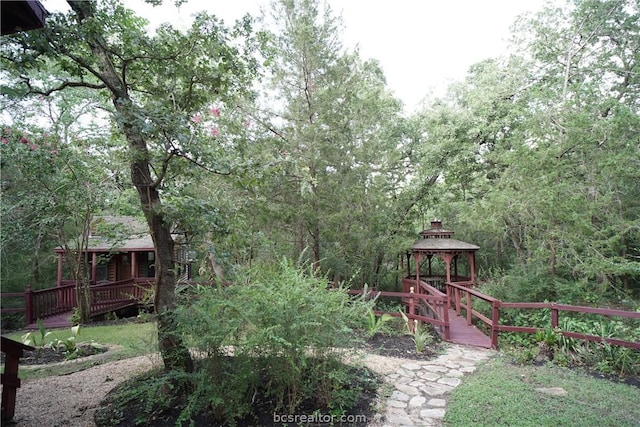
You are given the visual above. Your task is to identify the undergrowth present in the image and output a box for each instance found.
[96,258,377,426]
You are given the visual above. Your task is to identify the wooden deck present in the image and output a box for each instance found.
[446,308,492,348]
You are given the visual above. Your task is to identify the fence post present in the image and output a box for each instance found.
[466,290,472,326]
[551,303,558,329]
[409,287,415,334]
[443,296,450,340]
[491,300,500,349]
[24,286,34,325]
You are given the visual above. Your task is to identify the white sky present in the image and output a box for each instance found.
[42,0,547,112]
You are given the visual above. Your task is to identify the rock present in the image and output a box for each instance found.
[427,398,446,407]
[408,395,427,407]
[391,391,410,402]
[420,408,446,419]
[535,387,568,396]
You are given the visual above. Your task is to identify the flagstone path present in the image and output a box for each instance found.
[366,344,495,426]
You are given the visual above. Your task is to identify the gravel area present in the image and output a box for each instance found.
[8,345,433,426]
[12,355,159,427]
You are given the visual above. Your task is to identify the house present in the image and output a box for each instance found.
[54,216,193,287]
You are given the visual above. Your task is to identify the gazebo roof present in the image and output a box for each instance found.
[412,237,480,252]
[411,219,479,252]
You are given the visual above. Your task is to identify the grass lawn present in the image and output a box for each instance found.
[444,355,640,427]
[4,320,157,379]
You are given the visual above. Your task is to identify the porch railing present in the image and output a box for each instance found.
[1,279,221,327]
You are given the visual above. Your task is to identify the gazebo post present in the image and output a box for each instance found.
[469,252,476,283]
[57,252,63,287]
[454,254,459,281]
[415,253,421,291]
[405,251,411,279]
[443,253,453,284]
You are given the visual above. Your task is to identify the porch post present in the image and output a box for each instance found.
[469,252,476,283]
[131,252,137,279]
[91,252,97,284]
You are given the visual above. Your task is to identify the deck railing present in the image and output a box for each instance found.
[0,280,222,327]
[89,279,153,316]
[446,282,640,350]
[27,284,77,324]
[446,282,501,347]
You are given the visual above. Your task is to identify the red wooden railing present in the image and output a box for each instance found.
[89,279,153,316]
[349,280,450,339]
[4,279,638,352]
[446,282,640,350]
[410,278,451,338]
[27,284,77,324]
[0,279,221,326]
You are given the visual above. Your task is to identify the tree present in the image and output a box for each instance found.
[1,0,259,371]
[0,125,108,322]
[411,0,640,301]
[246,0,407,285]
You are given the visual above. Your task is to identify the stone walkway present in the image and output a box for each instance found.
[373,344,495,426]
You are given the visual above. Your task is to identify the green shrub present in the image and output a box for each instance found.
[173,258,372,424]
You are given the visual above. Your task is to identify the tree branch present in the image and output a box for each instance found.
[20,76,106,96]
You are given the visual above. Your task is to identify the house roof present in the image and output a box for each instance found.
[55,216,155,253]
[88,216,155,251]
[1,0,48,36]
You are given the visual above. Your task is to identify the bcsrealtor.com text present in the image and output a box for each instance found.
[273,412,367,425]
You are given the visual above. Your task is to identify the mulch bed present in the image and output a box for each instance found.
[93,332,441,427]
[356,332,442,360]
[1,343,107,365]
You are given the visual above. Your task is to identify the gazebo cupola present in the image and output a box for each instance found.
[404,219,480,293]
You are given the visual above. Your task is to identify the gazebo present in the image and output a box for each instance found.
[403,219,479,294]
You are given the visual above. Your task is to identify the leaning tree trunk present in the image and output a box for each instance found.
[67,0,193,373]
[126,114,194,373]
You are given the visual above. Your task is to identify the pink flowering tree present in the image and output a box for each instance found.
[0,126,107,323]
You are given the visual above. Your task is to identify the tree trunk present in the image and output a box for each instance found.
[68,0,193,373]
[126,111,194,373]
